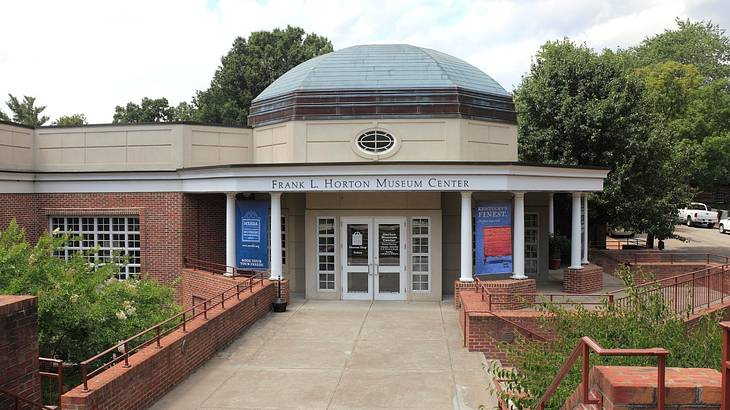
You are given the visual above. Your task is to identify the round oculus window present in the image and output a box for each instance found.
[356,130,395,154]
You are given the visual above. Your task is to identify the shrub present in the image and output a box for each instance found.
[0,219,180,364]
[489,265,723,409]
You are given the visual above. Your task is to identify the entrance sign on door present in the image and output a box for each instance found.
[235,199,269,269]
[475,202,513,274]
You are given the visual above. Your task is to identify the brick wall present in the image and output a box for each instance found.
[182,193,226,265]
[566,366,722,409]
[459,291,554,365]
[563,264,603,294]
[61,281,276,410]
[0,192,186,284]
[454,280,477,309]
[180,269,288,308]
[481,279,537,310]
[0,295,40,407]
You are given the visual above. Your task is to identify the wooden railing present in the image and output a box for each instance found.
[78,269,268,390]
[534,337,668,410]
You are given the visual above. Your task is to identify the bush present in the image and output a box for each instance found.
[0,219,180,364]
[489,265,723,409]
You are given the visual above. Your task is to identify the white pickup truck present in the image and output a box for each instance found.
[719,210,730,234]
[678,202,718,228]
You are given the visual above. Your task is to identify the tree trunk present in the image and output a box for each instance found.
[646,233,655,249]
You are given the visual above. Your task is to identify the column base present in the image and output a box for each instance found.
[459,277,475,282]
[510,274,528,280]
[563,264,603,294]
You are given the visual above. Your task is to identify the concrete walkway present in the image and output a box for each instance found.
[152,297,497,410]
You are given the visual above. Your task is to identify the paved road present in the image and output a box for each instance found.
[661,224,730,255]
[152,298,497,410]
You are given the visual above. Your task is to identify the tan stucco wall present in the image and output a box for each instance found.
[0,118,515,171]
[253,118,518,163]
[304,192,443,301]
[0,123,34,171]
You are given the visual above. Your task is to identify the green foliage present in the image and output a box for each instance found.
[0,108,9,121]
[515,39,691,239]
[193,26,333,125]
[53,113,88,126]
[0,220,180,364]
[5,94,49,126]
[113,97,175,123]
[489,265,723,409]
[631,18,730,81]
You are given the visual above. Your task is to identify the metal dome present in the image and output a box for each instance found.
[253,44,510,102]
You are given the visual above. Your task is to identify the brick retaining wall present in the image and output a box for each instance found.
[0,295,40,408]
[61,281,276,410]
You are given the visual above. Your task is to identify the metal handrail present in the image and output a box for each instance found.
[534,337,668,410]
[722,322,729,410]
[183,257,261,278]
[0,387,51,409]
[610,265,729,316]
[607,252,730,265]
[79,269,268,390]
[39,357,63,409]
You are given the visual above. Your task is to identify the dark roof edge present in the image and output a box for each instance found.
[37,121,252,130]
[179,161,610,172]
[0,119,35,129]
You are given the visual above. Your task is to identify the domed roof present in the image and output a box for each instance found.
[253,44,510,102]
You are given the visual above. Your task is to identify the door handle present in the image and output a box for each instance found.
[368,263,373,276]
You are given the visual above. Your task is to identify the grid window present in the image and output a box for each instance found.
[525,212,539,275]
[411,217,430,292]
[49,216,141,280]
[317,217,336,290]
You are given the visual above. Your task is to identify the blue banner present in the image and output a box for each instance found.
[475,201,513,275]
[236,199,269,269]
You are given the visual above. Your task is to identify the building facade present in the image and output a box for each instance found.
[0,44,607,301]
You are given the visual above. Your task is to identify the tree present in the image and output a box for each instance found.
[631,18,730,81]
[0,108,9,121]
[0,220,180,364]
[113,97,175,123]
[194,26,333,125]
[6,94,49,126]
[53,113,88,126]
[516,39,691,241]
[172,101,197,121]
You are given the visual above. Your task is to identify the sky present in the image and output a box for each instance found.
[0,0,728,124]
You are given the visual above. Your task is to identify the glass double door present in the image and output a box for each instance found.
[341,217,406,300]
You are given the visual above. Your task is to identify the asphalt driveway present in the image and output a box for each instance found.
[152,297,497,410]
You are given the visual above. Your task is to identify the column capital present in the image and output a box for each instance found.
[270,192,282,199]
[460,191,472,199]
[225,192,237,198]
[573,191,584,197]
[512,191,526,198]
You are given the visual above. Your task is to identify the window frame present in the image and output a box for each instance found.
[524,211,539,275]
[49,215,141,280]
[410,216,431,293]
[316,216,337,292]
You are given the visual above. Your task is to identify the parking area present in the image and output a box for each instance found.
[152,297,496,410]
[660,224,730,255]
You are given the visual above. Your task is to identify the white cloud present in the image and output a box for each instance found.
[0,0,724,123]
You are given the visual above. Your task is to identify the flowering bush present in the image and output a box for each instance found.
[0,220,180,364]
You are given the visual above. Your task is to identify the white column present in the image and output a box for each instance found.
[582,194,589,264]
[570,192,583,269]
[459,191,474,282]
[270,192,283,280]
[512,192,527,279]
[548,193,555,236]
[225,192,237,274]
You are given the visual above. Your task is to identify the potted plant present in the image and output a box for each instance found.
[549,234,563,269]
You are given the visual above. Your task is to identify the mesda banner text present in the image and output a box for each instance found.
[236,199,269,269]
[475,202,513,274]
